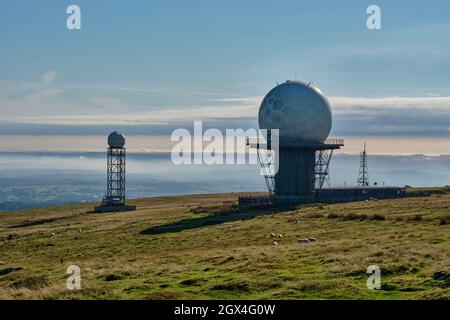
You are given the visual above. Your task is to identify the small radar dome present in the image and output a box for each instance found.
[108,131,126,148]
[258,80,332,144]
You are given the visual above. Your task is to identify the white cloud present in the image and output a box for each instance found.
[40,71,59,85]
[0,89,64,110]
[3,91,450,137]
[89,96,129,110]
[6,104,259,125]
[329,96,450,118]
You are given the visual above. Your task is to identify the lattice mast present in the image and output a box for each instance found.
[357,142,369,186]
[102,131,127,206]
[105,147,126,205]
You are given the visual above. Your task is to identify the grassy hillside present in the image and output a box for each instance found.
[0,191,449,300]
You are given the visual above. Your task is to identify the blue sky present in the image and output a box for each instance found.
[1,0,450,138]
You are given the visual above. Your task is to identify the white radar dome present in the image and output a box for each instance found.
[258,80,332,144]
[108,131,126,148]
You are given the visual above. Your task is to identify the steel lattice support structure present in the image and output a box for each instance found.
[105,147,126,206]
[257,148,276,195]
[357,142,369,186]
[315,149,334,190]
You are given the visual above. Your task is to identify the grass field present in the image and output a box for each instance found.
[0,191,449,300]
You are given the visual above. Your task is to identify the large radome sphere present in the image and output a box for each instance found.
[108,131,126,148]
[258,80,332,144]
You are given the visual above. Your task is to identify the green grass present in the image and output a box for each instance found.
[405,185,450,195]
[0,191,449,300]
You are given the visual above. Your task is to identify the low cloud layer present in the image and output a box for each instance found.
[2,85,450,137]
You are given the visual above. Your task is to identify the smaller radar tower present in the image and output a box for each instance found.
[95,131,136,213]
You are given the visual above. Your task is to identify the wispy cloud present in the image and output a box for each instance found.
[0,88,64,110]
[40,71,59,85]
[62,84,245,97]
[5,104,258,126]
[205,97,261,103]
[0,89,67,118]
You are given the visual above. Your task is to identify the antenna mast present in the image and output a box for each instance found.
[357,142,369,186]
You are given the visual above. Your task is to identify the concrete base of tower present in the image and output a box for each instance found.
[274,148,316,200]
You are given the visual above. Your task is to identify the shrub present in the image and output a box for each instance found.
[190,206,210,214]
[305,212,323,219]
[343,213,367,221]
[409,214,423,221]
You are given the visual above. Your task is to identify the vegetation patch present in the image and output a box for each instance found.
[327,212,386,221]
[11,275,49,290]
[343,213,368,221]
[209,281,251,293]
[0,267,23,276]
[98,272,131,282]
[179,278,207,287]
[0,191,449,299]
[142,290,185,300]
[8,218,60,229]
[408,215,423,222]
[371,214,386,221]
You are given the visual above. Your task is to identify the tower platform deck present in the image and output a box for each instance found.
[247,138,344,150]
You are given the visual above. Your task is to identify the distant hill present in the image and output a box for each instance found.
[0,191,449,300]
